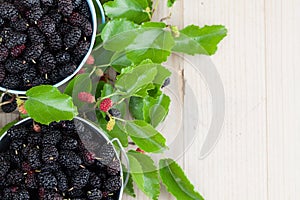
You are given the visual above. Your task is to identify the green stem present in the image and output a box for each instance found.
[114,98,125,106]
[89,66,97,77]
[89,63,111,77]
[17,96,28,100]
[113,116,127,123]
[95,92,126,108]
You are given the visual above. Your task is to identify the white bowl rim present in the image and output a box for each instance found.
[0,0,99,95]
[0,116,125,199]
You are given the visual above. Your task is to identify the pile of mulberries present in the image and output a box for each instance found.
[0,0,93,91]
[0,119,122,200]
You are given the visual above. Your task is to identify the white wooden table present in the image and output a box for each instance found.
[1,0,300,199]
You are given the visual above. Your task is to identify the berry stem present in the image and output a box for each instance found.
[114,97,125,106]
[112,116,126,123]
[17,96,29,100]
[89,64,111,77]
[0,100,13,106]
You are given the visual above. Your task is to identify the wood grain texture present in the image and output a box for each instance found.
[183,0,268,200]
[265,0,300,199]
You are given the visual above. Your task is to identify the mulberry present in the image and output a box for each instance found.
[0,159,10,177]
[48,11,62,26]
[72,168,90,189]
[28,147,42,169]
[22,67,37,86]
[58,62,77,77]
[0,65,5,83]
[41,0,55,6]
[7,125,28,140]
[42,130,62,146]
[0,3,19,20]
[5,59,29,73]
[13,189,30,200]
[108,108,121,118]
[55,51,71,64]
[55,171,68,192]
[27,133,42,145]
[21,0,41,7]
[88,173,102,189]
[37,16,56,37]
[28,27,46,44]
[64,26,82,48]
[47,33,63,51]
[73,41,90,59]
[104,176,122,192]
[60,137,78,150]
[58,0,74,17]
[97,142,115,165]
[27,6,44,24]
[5,32,27,49]
[0,17,4,27]
[69,12,86,27]
[59,150,82,170]
[38,51,56,74]
[38,172,58,189]
[0,45,9,62]
[25,173,38,189]
[7,169,24,185]
[10,44,26,58]
[1,75,21,89]
[79,1,91,19]
[11,18,29,32]
[100,99,113,113]
[83,22,93,36]
[87,188,103,200]
[41,146,59,163]
[162,77,171,88]
[24,44,44,62]
[73,0,82,9]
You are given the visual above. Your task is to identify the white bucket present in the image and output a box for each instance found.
[0,0,106,95]
[0,116,128,200]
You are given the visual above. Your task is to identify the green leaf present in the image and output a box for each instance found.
[125,120,167,153]
[103,0,152,24]
[141,22,166,28]
[71,74,93,108]
[64,77,76,96]
[167,0,176,7]
[0,120,18,137]
[128,150,160,200]
[134,83,155,98]
[115,63,158,96]
[99,119,128,147]
[153,64,171,86]
[159,159,205,200]
[25,85,78,125]
[111,51,132,73]
[102,19,138,43]
[123,170,136,197]
[129,96,144,120]
[102,25,175,64]
[143,93,170,127]
[126,28,175,64]
[173,25,227,55]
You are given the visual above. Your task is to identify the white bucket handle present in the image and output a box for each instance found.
[111,138,130,188]
[94,0,106,24]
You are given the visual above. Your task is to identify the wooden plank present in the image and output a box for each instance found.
[265,0,300,199]
[183,0,268,199]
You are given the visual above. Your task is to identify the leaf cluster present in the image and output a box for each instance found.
[0,0,228,199]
